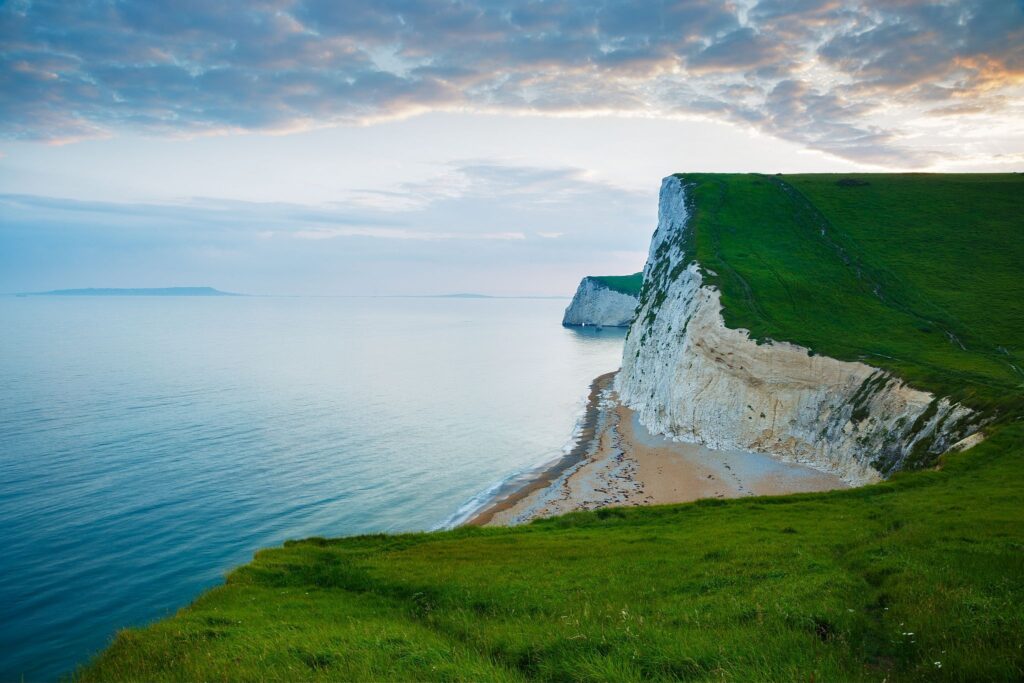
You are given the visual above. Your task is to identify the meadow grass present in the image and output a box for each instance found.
[676,173,1024,416]
[78,175,1024,681]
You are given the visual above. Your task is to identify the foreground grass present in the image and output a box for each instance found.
[80,425,1023,681]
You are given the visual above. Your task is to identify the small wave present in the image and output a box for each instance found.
[433,477,510,530]
[434,384,594,530]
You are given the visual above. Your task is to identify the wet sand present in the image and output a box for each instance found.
[464,371,617,526]
[467,372,847,527]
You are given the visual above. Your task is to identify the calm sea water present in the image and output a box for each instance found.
[0,296,626,681]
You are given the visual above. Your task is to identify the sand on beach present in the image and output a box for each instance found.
[468,374,847,527]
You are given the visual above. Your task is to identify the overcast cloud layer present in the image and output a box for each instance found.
[3,0,1023,165]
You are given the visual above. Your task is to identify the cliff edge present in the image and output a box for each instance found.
[617,176,984,484]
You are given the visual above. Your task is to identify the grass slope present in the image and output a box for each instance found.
[79,174,1024,681]
[79,428,1024,681]
[591,273,643,297]
[674,173,1024,416]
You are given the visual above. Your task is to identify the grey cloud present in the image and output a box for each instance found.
[818,1,1024,93]
[1,160,647,244]
[687,27,790,73]
[0,159,653,294]
[748,0,854,40]
[0,192,400,233]
[2,0,1021,163]
[760,79,913,164]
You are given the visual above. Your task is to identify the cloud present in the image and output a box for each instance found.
[687,28,790,73]
[818,2,1024,94]
[0,159,653,294]
[0,160,648,246]
[1,0,1022,165]
[291,227,526,241]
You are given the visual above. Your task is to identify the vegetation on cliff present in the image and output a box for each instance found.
[590,273,643,297]
[670,173,1022,419]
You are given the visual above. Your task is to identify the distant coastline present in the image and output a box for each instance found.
[9,289,569,299]
[17,287,242,297]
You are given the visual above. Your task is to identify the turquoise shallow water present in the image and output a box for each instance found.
[0,296,626,681]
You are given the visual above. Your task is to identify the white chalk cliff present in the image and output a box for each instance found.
[563,277,638,327]
[617,176,981,485]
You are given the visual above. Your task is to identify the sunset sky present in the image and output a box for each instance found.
[2,0,1022,295]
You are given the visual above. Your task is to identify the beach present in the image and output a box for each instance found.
[467,371,847,527]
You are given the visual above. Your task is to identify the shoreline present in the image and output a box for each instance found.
[466,371,848,527]
[463,372,617,527]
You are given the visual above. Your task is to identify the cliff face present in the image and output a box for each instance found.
[617,177,980,484]
[563,277,638,327]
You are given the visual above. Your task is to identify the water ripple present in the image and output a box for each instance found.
[0,296,624,681]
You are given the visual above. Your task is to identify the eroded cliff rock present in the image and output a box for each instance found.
[563,277,639,327]
[616,176,981,484]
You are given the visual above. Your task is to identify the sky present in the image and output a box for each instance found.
[1,0,1022,296]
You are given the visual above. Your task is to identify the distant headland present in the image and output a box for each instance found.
[18,287,242,297]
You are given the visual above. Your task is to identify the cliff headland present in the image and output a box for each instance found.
[562,274,641,327]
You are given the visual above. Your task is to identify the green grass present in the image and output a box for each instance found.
[591,273,643,297]
[669,173,1024,416]
[78,175,1024,681]
[79,426,1024,681]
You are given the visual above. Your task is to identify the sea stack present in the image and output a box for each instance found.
[562,274,641,327]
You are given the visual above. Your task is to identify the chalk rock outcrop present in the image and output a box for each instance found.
[616,176,980,484]
[563,277,638,327]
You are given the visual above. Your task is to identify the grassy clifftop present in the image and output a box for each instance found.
[672,173,1023,417]
[590,273,643,297]
[79,175,1024,681]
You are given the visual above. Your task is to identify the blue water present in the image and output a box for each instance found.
[0,296,626,681]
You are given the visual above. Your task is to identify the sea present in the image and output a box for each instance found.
[0,295,626,681]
